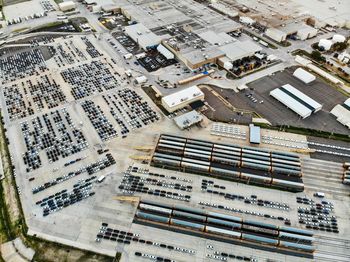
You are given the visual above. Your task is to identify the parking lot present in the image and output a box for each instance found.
[112,31,142,55]
[201,86,253,124]
[137,49,177,72]
[241,68,350,135]
[0,31,350,262]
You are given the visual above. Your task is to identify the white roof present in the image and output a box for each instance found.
[124,23,162,50]
[319,39,332,50]
[157,44,174,60]
[293,68,316,84]
[174,111,203,129]
[331,105,350,129]
[282,84,322,111]
[332,34,346,43]
[198,30,234,46]
[344,98,350,107]
[219,40,262,61]
[162,86,204,109]
[270,88,312,118]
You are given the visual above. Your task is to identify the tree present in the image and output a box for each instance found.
[311,50,325,62]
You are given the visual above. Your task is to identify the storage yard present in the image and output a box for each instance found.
[0,0,349,261]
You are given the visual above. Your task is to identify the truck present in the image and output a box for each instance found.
[97,175,106,183]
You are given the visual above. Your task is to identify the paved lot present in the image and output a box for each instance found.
[201,86,253,124]
[0,33,350,262]
[245,68,350,135]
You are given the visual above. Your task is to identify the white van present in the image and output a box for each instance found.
[97,175,106,183]
[314,192,325,198]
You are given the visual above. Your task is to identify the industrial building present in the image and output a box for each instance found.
[124,23,163,50]
[318,39,333,51]
[270,84,322,119]
[293,68,316,84]
[157,44,174,60]
[265,28,287,43]
[249,124,261,144]
[330,98,350,129]
[173,111,203,130]
[161,86,205,113]
[219,40,262,62]
[58,1,76,12]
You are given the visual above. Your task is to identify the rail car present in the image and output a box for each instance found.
[135,202,315,253]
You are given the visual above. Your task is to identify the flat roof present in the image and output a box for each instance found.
[198,31,235,46]
[181,47,225,66]
[219,40,262,61]
[331,104,350,129]
[174,111,203,129]
[162,85,204,109]
[124,23,163,49]
[249,124,261,144]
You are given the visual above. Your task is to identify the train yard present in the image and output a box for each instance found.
[0,30,349,262]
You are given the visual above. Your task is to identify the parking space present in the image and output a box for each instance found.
[20,108,89,172]
[61,60,120,100]
[242,69,350,135]
[201,86,253,124]
[0,48,47,84]
[112,31,142,55]
[3,74,67,121]
[102,89,160,138]
[137,49,177,72]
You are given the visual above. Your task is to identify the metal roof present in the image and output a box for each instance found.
[249,124,261,144]
[174,111,203,129]
[162,86,204,109]
[293,68,316,84]
[281,84,322,112]
[270,88,312,119]
[219,40,262,61]
[124,23,163,50]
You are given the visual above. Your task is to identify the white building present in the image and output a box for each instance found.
[265,28,287,43]
[332,34,346,43]
[318,39,333,51]
[330,98,350,129]
[58,1,76,12]
[135,75,148,84]
[219,40,262,61]
[297,26,318,41]
[161,86,205,113]
[293,68,316,84]
[270,84,322,119]
[173,111,203,129]
[157,44,174,60]
[124,23,163,50]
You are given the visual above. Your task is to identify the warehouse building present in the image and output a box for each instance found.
[330,98,350,129]
[293,68,316,84]
[157,44,174,60]
[270,84,322,119]
[219,40,262,62]
[59,1,76,12]
[124,23,163,50]
[249,124,261,144]
[265,28,287,43]
[161,86,204,113]
[173,111,203,129]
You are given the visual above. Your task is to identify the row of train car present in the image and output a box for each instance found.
[151,135,304,192]
[343,162,350,185]
[154,134,302,177]
[134,200,315,255]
